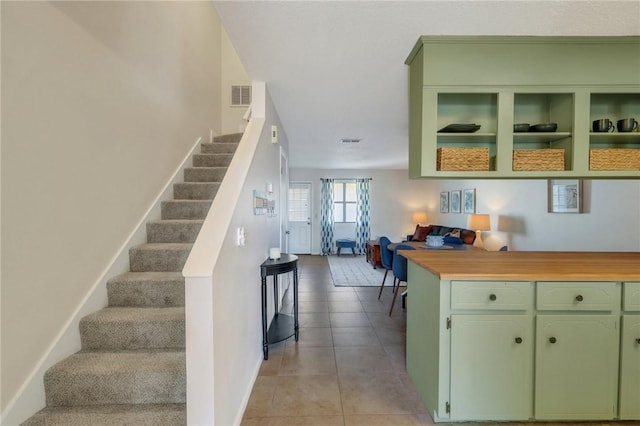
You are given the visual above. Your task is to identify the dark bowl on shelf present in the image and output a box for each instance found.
[529,122,558,132]
[438,123,481,133]
[513,123,530,132]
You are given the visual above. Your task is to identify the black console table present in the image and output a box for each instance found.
[260,254,299,360]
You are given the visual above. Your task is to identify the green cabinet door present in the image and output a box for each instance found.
[620,315,640,419]
[535,315,619,420]
[450,315,533,420]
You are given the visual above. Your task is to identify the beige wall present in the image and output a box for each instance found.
[221,27,251,134]
[211,88,289,425]
[1,1,225,411]
[290,169,640,253]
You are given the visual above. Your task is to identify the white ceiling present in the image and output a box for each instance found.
[214,1,640,170]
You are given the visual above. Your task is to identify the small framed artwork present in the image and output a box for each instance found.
[253,190,268,215]
[440,191,450,213]
[548,179,582,213]
[450,190,461,213]
[463,188,476,214]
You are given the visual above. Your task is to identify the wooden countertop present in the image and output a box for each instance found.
[400,250,640,281]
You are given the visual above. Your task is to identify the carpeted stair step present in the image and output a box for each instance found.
[107,272,185,307]
[146,219,203,243]
[44,351,185,406]
[200,142,238,154]
[212,132,243,143]
[21,132,247,426]
[80,307,185,350]
[161,200,212,220]
[184,166,227,182]
[129,243,192,272]
[22,403,186,426]
[192,153,234,167]
[173,182,220,200]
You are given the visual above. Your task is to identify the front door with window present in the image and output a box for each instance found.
[288,182,312,254]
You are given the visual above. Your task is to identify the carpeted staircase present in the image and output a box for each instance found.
[22,133,242,425]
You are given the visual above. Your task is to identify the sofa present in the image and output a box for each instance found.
[408,224,476,246]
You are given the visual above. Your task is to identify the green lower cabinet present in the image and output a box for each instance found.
[620,315,640,419]
[406,272,636,422]
[450,315,533,420]
[535,315,620,420]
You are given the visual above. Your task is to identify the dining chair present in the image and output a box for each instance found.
[389,244,416,316]
[377,236,394,300]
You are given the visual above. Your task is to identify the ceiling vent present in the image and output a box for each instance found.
[340,138,361,143]
[231,85,251,106]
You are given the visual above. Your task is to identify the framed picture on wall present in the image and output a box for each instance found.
[450,190,461,213]
[548,179,582,213]
[463,188,476,214]
[440,191,449,213]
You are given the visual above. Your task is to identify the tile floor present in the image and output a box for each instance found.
[242,255,635,426]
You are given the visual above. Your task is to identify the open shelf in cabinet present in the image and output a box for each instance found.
[590,93,640,125]
[589,93,640,172]
[436,93,498,171]
[438,93,498,132]
[512,93,574,171]
[589,133,640,148]
[512,132,572,144]
[590,93,640,145]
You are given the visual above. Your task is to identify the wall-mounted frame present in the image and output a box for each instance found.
[440,191,449,213]
[463,188,476,214]
[253,190,268,215]
[450,190,461,213]
[548,179,582,213]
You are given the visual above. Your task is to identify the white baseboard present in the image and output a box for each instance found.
[232,351,263,426]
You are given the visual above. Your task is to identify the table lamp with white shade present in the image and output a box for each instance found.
[412,212,428,225]
[468,213,491,250]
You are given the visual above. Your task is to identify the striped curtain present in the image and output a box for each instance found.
[320,178,335,255]
[355,178,371,254]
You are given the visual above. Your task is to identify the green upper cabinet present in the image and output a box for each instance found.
[405,36,640,178]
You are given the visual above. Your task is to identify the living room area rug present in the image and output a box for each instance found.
[327,254,387,286]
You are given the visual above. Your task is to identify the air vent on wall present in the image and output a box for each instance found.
[341,138,361,143]
[231,85,251,106]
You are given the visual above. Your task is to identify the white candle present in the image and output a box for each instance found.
[269,247,281,260]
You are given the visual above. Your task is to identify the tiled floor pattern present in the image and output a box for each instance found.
[242,255,635,426]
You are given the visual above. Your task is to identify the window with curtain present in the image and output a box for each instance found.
[333,180,357,223]
[320,177,371,255]
[354,178,371,254]
[320,178,335,255]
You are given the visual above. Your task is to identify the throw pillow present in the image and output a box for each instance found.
[443,236,464,245]
[412,225,432,241]
[460,229,476,245]
[445,228,461,238]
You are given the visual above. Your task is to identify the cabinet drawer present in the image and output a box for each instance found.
[623,282,640,312]
[451,281,532,311]
[537,282,619,311]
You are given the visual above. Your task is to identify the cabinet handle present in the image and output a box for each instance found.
[575,294,584,302]
[489,294,497,301]
[515,337,523,344]
[636,338,640,345]
[549,337,557,344]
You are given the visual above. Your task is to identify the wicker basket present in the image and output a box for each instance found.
[513,149,565,171]
[590,149,640,171]
[436,147,490,171]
